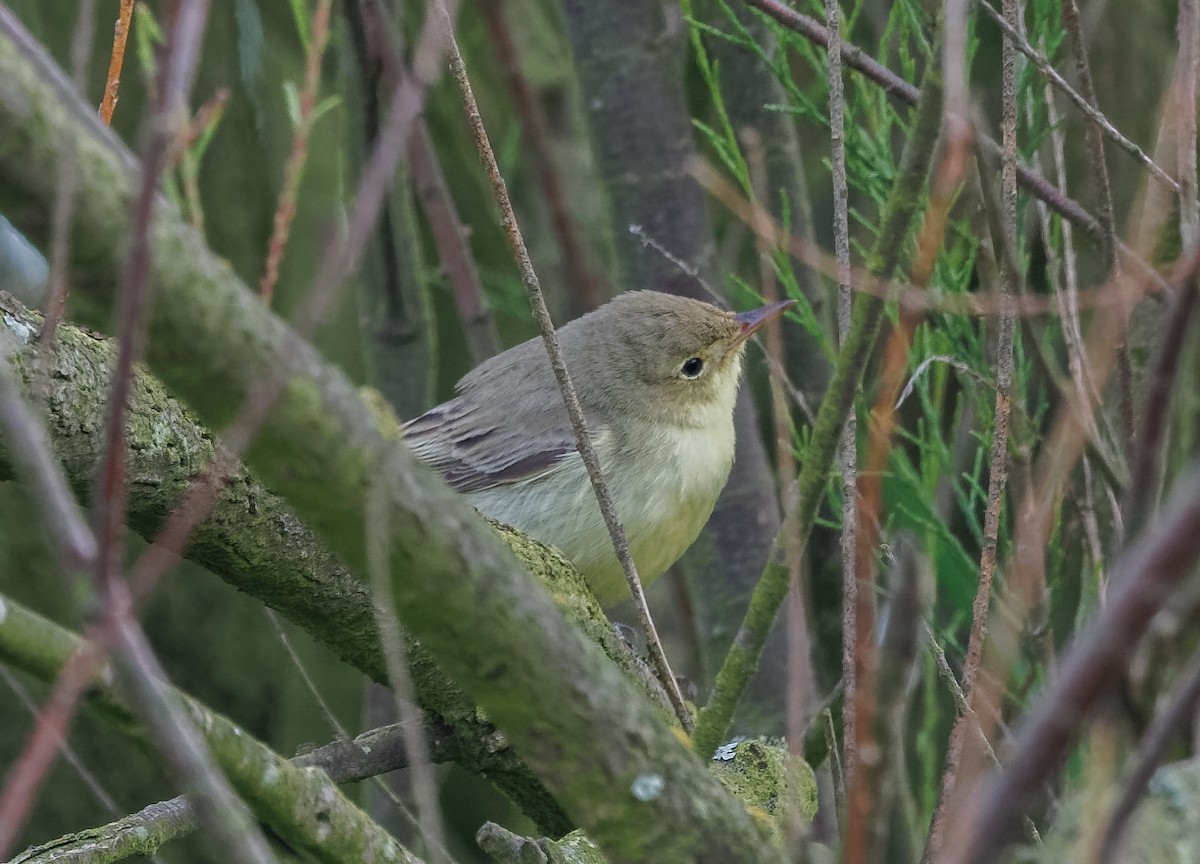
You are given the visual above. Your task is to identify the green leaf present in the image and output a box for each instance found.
[283,81,302,129]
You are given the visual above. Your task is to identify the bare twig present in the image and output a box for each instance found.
[478,0,601,315]
[95,3,275,859]
[0,362,96,572]
[112,612,277,864]
[259,0,332,304]
[844,119,969,864]
[744,129,814,759]
[409,120,499,363]
[931,7,1020,858]
[693,160,1164,318]
[100,0,135,124]
[40,0,98,345]
[1179,0,1200,246]
[365,480,450,862]
[1100,646,1200,862]
[1060,0,1132,462]
[955,466,1200,864]
[0,666,120,820]
[1024,18,1109,575]
[1125,276,1199,539]
[974,0,1178,195]
[434,0,692,731]
[743,0,1105,244]
[825,0,858,793]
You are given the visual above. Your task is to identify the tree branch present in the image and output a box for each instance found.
[0,18,781,863]
[0,596,426,864]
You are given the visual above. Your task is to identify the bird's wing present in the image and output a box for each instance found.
[404,397,604,493]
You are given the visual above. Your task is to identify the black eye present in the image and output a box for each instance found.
[681,357,704,378]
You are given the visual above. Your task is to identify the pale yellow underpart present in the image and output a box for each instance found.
[467,398,738,607]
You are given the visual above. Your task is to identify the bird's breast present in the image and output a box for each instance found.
[464,416,736,606]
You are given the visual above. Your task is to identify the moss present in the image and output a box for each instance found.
[709,739,817,845]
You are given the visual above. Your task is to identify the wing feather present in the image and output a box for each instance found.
[405,397,601,493]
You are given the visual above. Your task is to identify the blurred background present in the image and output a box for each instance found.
[0,0,1192,860]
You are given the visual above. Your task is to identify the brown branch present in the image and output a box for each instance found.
[100,0,134,124]
[1125,276,1199,539]
[974,0,1178,195]
[40,0,99,345]
[824,0,858,793]
[934,249,1200,864]
[955,466,1200,864]
[693,160,1164,319]
[259,0,332,304]
[1099,647,1200,862]
[743,0,1106,245]
[409,119,499,364]
[478,0,601,315]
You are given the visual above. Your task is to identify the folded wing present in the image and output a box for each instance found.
[404,397,600,493]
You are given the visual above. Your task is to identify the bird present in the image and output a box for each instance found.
[404,290,793,607]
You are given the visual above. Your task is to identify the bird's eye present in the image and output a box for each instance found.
[681,357,705,378]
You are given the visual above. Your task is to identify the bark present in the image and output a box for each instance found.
[0,597,426,864]
[0,19,784,863]
[0,293,669,836]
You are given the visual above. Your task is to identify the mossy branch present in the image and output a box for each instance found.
[0,292,572,834]
[0,16,782,864]
[692,21,947,758]
[0,595,425,864]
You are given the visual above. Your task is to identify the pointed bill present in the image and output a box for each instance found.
[732,299,795,344]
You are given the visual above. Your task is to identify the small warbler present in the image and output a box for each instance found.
[405,290,793,606]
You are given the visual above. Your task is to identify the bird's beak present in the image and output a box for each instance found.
[732,299,795,345]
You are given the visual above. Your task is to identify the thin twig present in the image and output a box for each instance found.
[1179,0,1200,246]
[113,611,277,864]
[1060,0,1134,466]
[478,0,601,315]
[974,0,1179,195]
[0,666,120,819]
[366,481,451,863]
[693,160,1164,318]
[1099,646,1200,862]
[946,0,1020,829]
[100,0,135,124]
[0,362,96,572]
[434,0,692,732]
[259,0,332,304]
[1025,19,1108,575]
[96,3,274,859]
[845,96,969,864]
[743,0,1105,245]
[1125,276,1199,539]
[40,0,98,346]
[825,0,858,796]
[744,129,814,758]
[954,466,1200,864]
